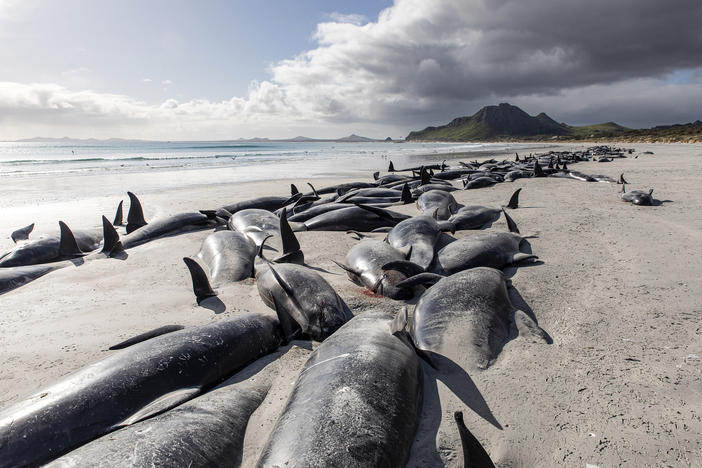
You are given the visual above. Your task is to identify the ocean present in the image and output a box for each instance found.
[0,140,554,212]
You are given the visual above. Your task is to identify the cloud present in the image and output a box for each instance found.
[267,0,702,127]
[325,12,367,26]
[1,0,701,139]
[142,78,153,83]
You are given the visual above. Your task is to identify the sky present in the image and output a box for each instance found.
[0,0,701,140]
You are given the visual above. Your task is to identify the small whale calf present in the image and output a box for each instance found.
[620,183,654,206]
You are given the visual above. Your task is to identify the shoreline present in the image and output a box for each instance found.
[1,142,700,466]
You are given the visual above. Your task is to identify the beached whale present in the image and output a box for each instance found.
[120,192,217,249]
[386,215,453,270]
[295,204,410,232]
[0,221,102,268]
[228,208,281,247]
[620,184,654,206]
[416,190,458,220]
[46,353,276,468]
[196,230,257,285]
[446,189,520,231]
[256,260,352,341]
[335,239,415,300]
[0,314,282,468]
[407,267,548,371]
[0,217,122,294]
[257,309,422,468]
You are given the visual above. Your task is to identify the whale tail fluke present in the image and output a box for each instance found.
[183,257,217,305]
[126,192,148,234]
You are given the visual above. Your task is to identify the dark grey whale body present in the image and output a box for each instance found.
[0,314,281,468]
[299,205,410,232]
[256,263,352,341]
[387,216,450,270]
[121,211,214,249]
[410,267,547,370]
[257,310,422,468]
[431,231,536,275]
[338,239,414,300]
[196,230,257,285]
[0,225,102,268]
[47,355,274,468]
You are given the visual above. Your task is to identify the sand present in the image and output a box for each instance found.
[0,143,700,467]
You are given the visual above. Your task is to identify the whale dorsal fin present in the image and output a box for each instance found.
[533,161,544,177]
[112,200,123,226]
[400,183,412,204]
[505,188,521,209]
[101,215,122,255]
[182,257,217,304]
[502,208,520,234]
[275,210,304,264]
[58,221,84,258]
[126,192,148,234]
[290,184,299,196]
[454,411,496,468]
[388,161,395,172]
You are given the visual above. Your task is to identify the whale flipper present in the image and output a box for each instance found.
[126,192,148,234]
[11,223,34,243]
[109,325,185,350]
[117,387,201,427]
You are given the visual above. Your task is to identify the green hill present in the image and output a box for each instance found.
[405,103,640,141]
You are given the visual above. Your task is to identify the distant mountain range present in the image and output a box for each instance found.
[14,134,385,144]
[406,103,702,143]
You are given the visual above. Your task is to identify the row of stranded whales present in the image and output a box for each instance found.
[0,314,281,468]
[1,145,661,466]
[47,350,284,468]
